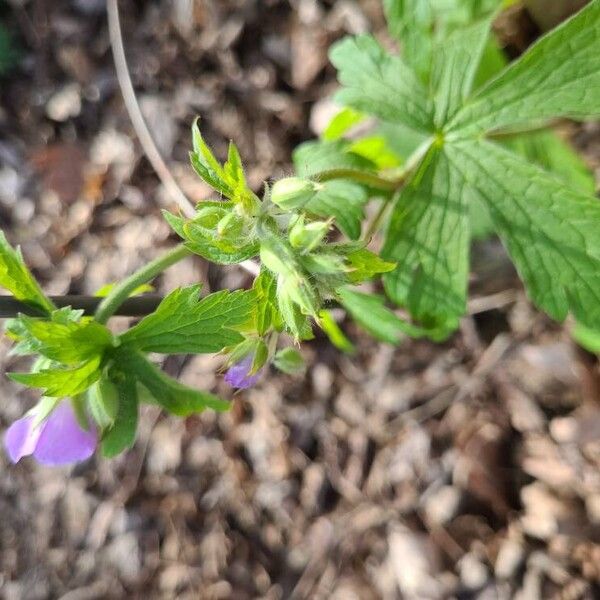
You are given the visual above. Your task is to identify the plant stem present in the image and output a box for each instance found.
[0,295,164,318]
[313,169,400,191]
[94,244,191,324]
[364,198,393,241]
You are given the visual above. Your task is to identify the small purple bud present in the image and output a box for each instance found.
[224,355,263,389]
[4,401,97,466]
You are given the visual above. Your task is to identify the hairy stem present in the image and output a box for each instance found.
[94,244,191,324]
[313,169,400,191]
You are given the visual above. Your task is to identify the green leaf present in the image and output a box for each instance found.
[346,248,396,283]
[253,270,281,335]
[383,0,433,81]
[9,356,102,397]
[305,181,369,240]
[5,307,85,356]
[163,211,259,265]
[293,139,378,177]
[100,369,138,458]
[449,1,600,134]
[0,231,54,313]
[373,122,430,164]
[338,287,435,343]
[120,285,255,354]
[347,136,402,170]
[273,347,305,375]
[431,18,492,126]
[382,147,470,330]
[119,349,229,415]
[502,130,595,195]
[317,309,355,353]
[329,35,433,133]
[18,317,113,365]
[572,322,600,354]
[190,121,257,208]
[323,107,365,141]
[448,138,600,329]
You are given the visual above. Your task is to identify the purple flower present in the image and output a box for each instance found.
[224,355,263,389]
[4,401,97,466]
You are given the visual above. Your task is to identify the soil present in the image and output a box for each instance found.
[1,1,600,599]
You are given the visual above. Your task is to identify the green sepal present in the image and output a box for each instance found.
[317,309,356,354]
[273,347,305,375]
[250,340,269,375]
[100,367,139,458]
[88,375,119,429]
[345,248,396,283]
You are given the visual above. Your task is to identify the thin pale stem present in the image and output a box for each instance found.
[106,0,260,278]
[94,244,191,324]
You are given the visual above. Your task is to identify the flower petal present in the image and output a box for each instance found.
[4,414,41,463]
[33,401,97,466]
[224,355,262,389]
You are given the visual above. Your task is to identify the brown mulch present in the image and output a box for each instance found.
[1,1,600,599]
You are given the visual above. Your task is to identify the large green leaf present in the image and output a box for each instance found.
[383,0,434,80]
[382,148,470,331]
[329,35,434,133]
[305,181,368,240]
[431,18,492,126]
[448,138,600,329]
[449,1,600,134]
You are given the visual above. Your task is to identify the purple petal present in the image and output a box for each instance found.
[224,355,262,389]
[33,402,97,466]
[4,414,41,463]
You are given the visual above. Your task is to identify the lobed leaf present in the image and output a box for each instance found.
[448,1,600,134]
[448,138,600,329]
[329,35,433,133]
[382,147,470,331]
[119,285,255,354]
[9,356,102,397]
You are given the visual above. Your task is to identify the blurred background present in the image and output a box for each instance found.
[1,1,600,598]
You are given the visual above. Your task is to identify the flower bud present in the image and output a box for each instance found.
[271,177,318,210]
[216,211,245,241]
[88,377,119,429]
[259,236,298,278]
[289,216,330,252]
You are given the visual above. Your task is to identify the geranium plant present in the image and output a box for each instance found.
[2,0,600,465]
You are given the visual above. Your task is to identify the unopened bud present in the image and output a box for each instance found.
[289,216,330,252]
[271,177,318,210]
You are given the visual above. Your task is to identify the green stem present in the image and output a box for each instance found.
[365,198,393,241]
[94,244,191,324]
[313,168,400,191]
